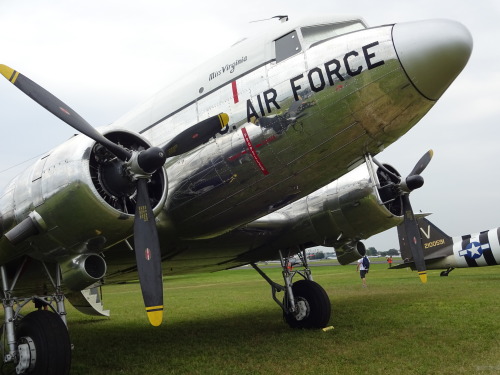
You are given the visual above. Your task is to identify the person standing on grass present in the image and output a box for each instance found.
[356,255,370,287]
[387,256,393,268]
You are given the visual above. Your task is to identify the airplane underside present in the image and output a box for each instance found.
[0,246,330,374]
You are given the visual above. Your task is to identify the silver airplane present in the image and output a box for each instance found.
[395,216,500,276]
[0,15,472,375]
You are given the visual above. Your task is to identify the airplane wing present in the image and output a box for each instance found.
[0,15,472,375]
[102,153,431,281]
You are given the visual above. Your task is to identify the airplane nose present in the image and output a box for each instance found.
[392,19,473,100]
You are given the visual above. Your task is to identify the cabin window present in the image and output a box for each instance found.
[275,30,302,63]
[302,21,365,48]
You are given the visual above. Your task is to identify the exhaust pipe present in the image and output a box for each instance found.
[61,254,107,291]
[336,241,366,265]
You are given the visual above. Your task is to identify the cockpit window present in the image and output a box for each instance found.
[275,30,302,63]
[301,21,365,48]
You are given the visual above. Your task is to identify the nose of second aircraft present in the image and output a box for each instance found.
[392,19,473,101]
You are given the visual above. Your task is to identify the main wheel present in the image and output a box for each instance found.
[283,279,331,329]
[16,310,72,375]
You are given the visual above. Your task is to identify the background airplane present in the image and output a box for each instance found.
[395,216,500,276]
[0,10,473,375]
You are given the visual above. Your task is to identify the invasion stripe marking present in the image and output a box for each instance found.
[488,228,500,265]
[477,231,493,266]
[481,230,498,266]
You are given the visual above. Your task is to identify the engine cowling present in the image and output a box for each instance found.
[303,162,403,249]
[0,130,167,264]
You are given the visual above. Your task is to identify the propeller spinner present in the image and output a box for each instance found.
[0,64,229,325]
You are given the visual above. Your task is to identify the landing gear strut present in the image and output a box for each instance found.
[1,259,72,375]
[251,248,331,329]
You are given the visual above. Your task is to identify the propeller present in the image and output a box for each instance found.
[134,178,164,326]
[0,65,132,162]
[374,150,433,283]
[0,64,229,325]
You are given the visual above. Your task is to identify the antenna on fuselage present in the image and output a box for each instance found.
[250,15,289,23]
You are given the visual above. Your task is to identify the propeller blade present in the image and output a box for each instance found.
[401,194,427,283]
[163,113,229,156]
[133,178,164,326]
[0,64,131,161]
[409,149,434,176]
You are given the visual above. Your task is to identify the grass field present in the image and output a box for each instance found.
[20,262,500,374]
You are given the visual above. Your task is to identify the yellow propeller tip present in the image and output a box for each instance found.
[219,113,229,128]
[0,64,19,83]
[418,272,428,284]
[0,64,13,79]
[146,306,164,327]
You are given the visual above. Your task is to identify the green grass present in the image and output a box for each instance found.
[16,263,500,374]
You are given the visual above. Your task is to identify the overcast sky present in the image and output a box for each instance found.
[0,0,499,250]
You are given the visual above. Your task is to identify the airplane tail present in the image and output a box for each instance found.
[396,215,453,266]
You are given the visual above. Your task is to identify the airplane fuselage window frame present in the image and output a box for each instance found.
[275,30,302,63]
[302,21,366,49]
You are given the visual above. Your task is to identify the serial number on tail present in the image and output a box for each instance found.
[424,239,445,249]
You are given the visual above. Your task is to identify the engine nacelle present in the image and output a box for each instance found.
[61,254,107,291]
[0,130,167,264]
[336,241,366,265]
[301,162,403,248]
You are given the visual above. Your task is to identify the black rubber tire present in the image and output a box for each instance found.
[440,271,449,277]
[16,310,71,375]
[283,279,331,329]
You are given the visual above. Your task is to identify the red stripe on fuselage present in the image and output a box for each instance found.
[231,81,239,103]
[241,127,269,175]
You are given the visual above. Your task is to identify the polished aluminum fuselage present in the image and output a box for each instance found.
[0,17,440,283]
[126,23,431,240]
[102,160,402,279]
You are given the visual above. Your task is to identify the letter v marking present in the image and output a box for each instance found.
[420,225,431,239]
